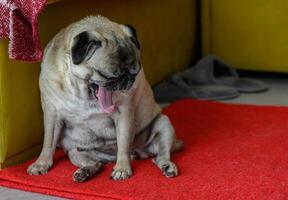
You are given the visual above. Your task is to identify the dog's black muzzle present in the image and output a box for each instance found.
[104,69,137,91]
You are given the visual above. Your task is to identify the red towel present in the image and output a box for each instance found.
[0,0,47,61]
[1,99,288,200]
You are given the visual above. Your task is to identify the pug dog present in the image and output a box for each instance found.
[27,15,183,182]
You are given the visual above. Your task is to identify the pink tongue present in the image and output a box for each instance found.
[96,86,115,114]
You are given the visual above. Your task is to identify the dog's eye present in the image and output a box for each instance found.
[72,34,102,64]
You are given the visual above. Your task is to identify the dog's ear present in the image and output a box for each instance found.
[123,24,140,50]
[71,32,101,64]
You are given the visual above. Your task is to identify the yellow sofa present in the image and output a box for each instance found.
[201,0,288,73]
[0,0,199,168]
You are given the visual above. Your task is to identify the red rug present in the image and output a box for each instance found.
[1,99,288,200]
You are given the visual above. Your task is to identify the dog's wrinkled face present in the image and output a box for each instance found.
[68,16,141,113]
[70,18,140,90]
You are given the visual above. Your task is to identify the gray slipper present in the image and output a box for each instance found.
[153,79,239,103]
[216,77,268,93]
[178,55,269,93]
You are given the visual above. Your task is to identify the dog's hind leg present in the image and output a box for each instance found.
[68,149,103,182]
[146,114,183,178]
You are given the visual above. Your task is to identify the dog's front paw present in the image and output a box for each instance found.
[27,160,52,175]
[73,167,91,182]
[111,163,132,180]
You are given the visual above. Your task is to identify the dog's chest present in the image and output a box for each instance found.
[62,111,117,150]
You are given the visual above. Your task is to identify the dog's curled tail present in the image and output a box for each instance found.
[172,139,184,152]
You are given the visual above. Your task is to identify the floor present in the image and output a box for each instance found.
[1,76,288,200]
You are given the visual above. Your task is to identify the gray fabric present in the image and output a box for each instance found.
[153,81,239,102]
[217,77,268,93]
[177,55,268,93]
[153,55,268,102]
[177,55,239,85]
